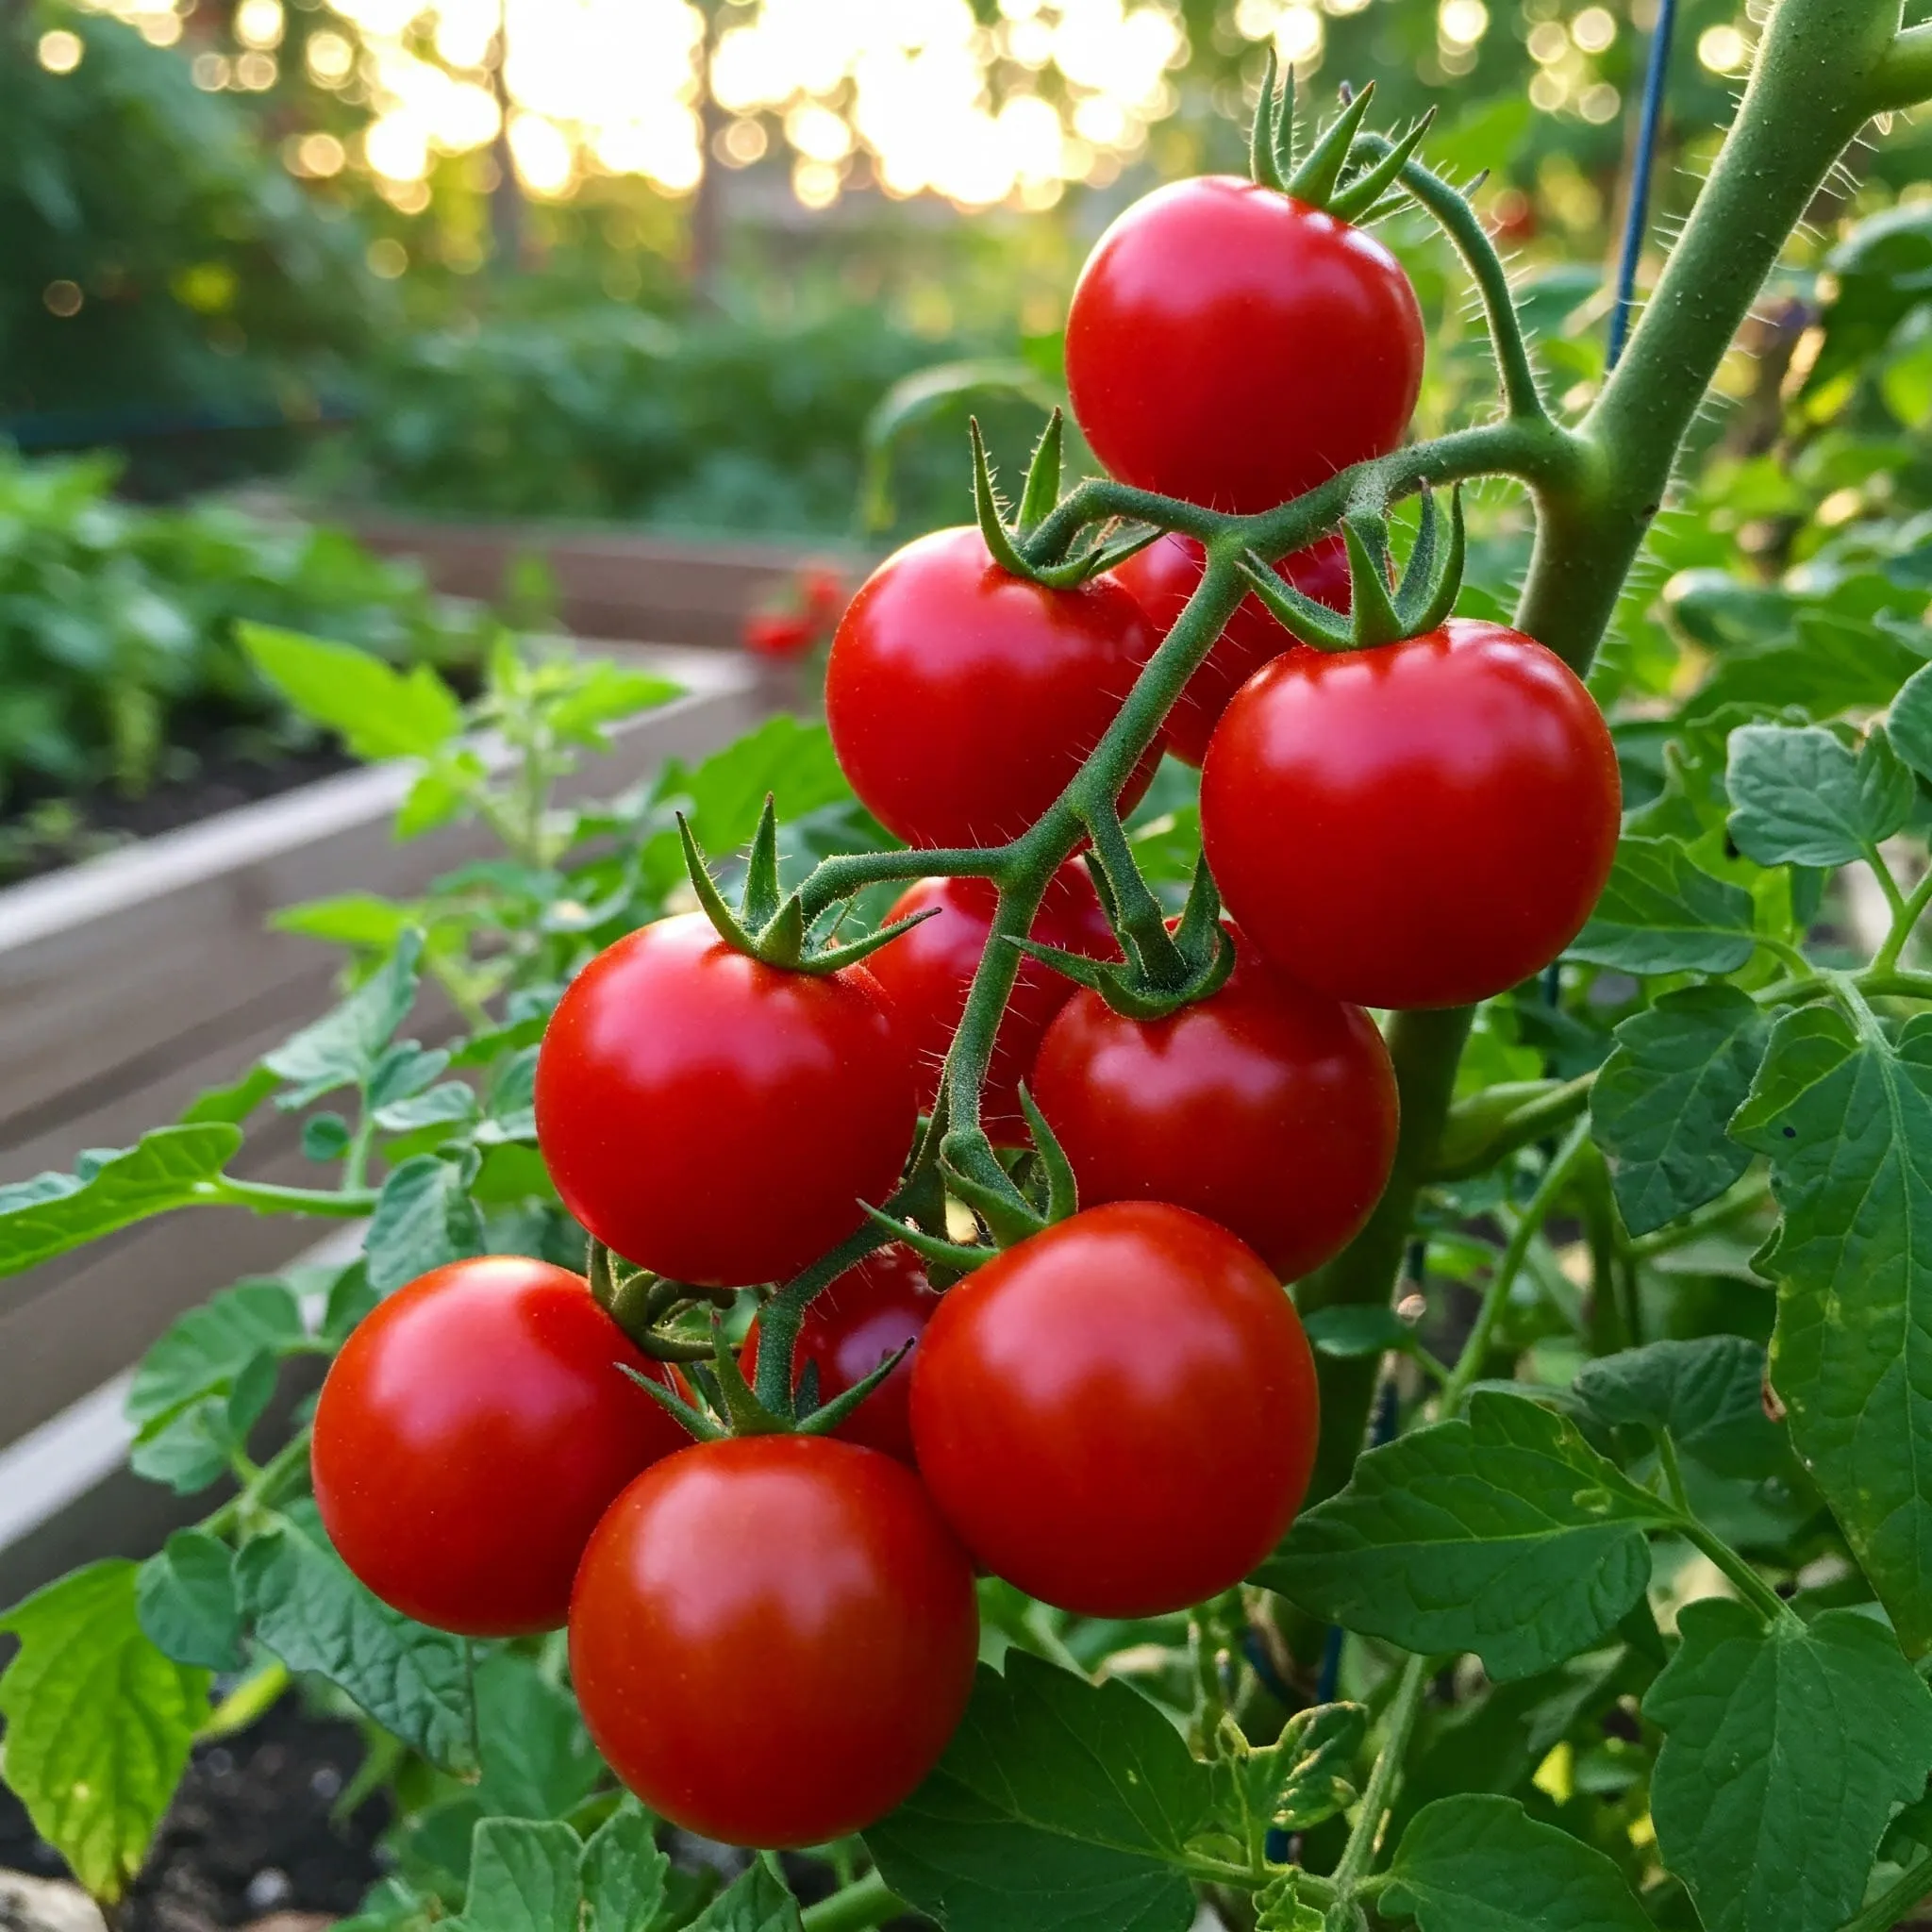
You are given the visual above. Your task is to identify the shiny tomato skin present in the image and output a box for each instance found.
[1066,178,1424,514]
[1199,619,1622,1010]
[865,861,1119,1144]
[1111,532,1352,767]
[910,1202,1319,1617]
[824,526,1158,848]
[740,1245,939,1465]
[310,1257,690,1639]
[534,912,914,1288]
[569,1435,978,1848]
[1030,931,1398,1281]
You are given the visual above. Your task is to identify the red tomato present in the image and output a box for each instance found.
[1111,532,1352,767]
[1066,177,1424,515]
[864,860,1118,1144]
[569,1435,978,1847]
[534,913,915,1287]
[1029,929,1398,1281]
[1199,619,1622,1009]
[910,1202,1318,1617]
[825,526,1158,848]
[310,1257,689,1638]
[740,1245,938,1464]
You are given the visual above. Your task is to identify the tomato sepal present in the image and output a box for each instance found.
[791,1336,916,1438]
[1014,1083,1079,1225]
[616,1360,727,1443]
[858,1201,991,1276]
[971,418,1163,590]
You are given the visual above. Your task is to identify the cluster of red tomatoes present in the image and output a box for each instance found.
[309,169,1623,1855]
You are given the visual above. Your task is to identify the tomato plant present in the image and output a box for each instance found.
[10,13,1932,1931]
[569,1435,978,1849]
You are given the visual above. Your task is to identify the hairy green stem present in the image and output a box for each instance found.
[199,1427,312,1541]
[1875,862,1932,973]
[1837,1853,1932,1932]
[798,1870,904,1932]
[200,1177,380,1218]
[1330,1652,1434,1900]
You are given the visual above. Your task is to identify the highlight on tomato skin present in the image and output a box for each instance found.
[1065,175,1425,515]
[824,525,1159,849]
[1028,925,1399,1282]
[568,1434,980,1850]
[1109,530,1353,767]
[1199,617,1623,1011]
[864,859,1119,1146]
[532,909,917,1290]
[908,1201,1320,1621]
[310,1257,691,1640]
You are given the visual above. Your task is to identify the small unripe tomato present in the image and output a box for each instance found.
[911,1202,1319,1617]
[534,912,915,1288]
[1200,619,1621,1009]
[311,1257,689,1638]
[570,1435,978,1848]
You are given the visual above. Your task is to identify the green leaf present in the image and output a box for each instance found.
[135,1531,243,1672]
[1255,1874,1325,1932]
[129,1345,278,1495]
[1257,1393,1674,1681]
[1887,658,1932,782]
[578,1804,668,1932]
[665,715,858,856]
[1217,1702,1367,1843]
[1590,987,1768,1236]
[1566,837,1756,975]
[240,623,465,761]
[1644,1602,1932,1932]
[179,1061,282,1126]
[1732,1006,1932,1652]
[1573,1337,1782,1479]
[0,1562,209,1902]
[865,1652,1215,1932]
[271,893,417,949]
[396,751,489,841]
[471,1654,601,1821]
[1301,1307,1413,1360]
[1382,1795,1654,1932]
[544,660,679,746]
[0,1124,239,1278]
[450,1820,580,1932]
[686,1865,803,1932]
[127,1279,305,1424]
[235,1524,477,1773]
[264,932,425,1108]
[364,1155,485,1294]
[1726,723,1915,867]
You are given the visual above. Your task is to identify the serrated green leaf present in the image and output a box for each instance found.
[578,1804,667,1932]
[686,1864,803,1932]
[364,1155,485,1294]
[544,661,679,746]
[0,1562,208,1902]
[235,1524,477,1773]
[1644,1602,1932,1932]
[450,1820,580,1932]
[1218,1702,1366,1844]
[664,715,857,857]
[865,1652,1214,1932]
[178,1062,282,1126]
[1567,837,1756,975]
[127,1280,305,1425]
[1887,658,1932,782]
[130,1346,277,1496]
[136,1531,243,1672]
[1732,1006,1932,1652]
[1301,1307,1413,1360]
[265,932,425,1108]
[1726,723,1914,867]
[1257,1393,1674,1681]
[241,623,465,762]
[1590,987,1768,1236]
[0,1124,240,1277]
[1256,1874,1325,1932]
[1574,1337,1782,1479]
[397,751,489,841]
[1382,1795,1653,1932]
[271,894,417,949]
[471,1654,601,1821]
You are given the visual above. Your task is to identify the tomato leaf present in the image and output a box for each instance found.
[578,1804,668,1932]
[1257,1392,1675,1680]
[1381,1795,1654,1931]
[1725,723,1915,867]
[686,1863,803,1932]
[1301,1306,1414,1360]
[1589,986,1768,1235]
[1732,1006,1932,1652]
[128,1279,305,1426]
[1573,1337,1783,1480]
[1644,1602,1932,1932]
[0,1124,240,1278]
[448,1819,580,1932]
[235,1522,478,1774]
[470,1654,601,1822]
[1885,658,1932,781]
[864,1652,1213,1932]
[1566,837,1756,975]
[136,1531,244,1672]
[0,1561,208,1903]
[364,1154,485,1295]
[264,931,425,1108]
[543,659,680,747]
[239,622,466,762]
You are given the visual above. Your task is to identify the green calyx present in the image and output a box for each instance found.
[1248,54,1434,224]
[679,793,933,972]
[587,1238,724,1363]
[971,415,1161,590]
[1240,483,1465,654]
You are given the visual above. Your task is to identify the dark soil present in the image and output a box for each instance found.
[0,1700,388,1932]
